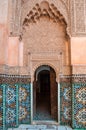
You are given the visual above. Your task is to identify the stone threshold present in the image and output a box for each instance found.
[32,120,59,125]
[8,124,73,130]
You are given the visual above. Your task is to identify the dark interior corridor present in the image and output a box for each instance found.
[36,70,50,114]
[33,66,57,121]
[34,70,53,120]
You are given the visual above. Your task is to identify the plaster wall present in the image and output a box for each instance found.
[0,0,86,75]
[7,37,19,66]
[19,41,24,66]
[71,37,86,65]
[0,0,8,65]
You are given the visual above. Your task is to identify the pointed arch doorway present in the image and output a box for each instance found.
[33,65,58,121]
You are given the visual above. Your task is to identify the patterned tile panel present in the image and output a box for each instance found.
[0,75,31,130]
[19,84,31,124]
[60,82,72,126]
[5,84,19,128]
[0,85,3,130]
[72,83,86,129]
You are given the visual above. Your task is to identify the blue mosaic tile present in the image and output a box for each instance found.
[19,84,31,124]
[0,85,3,130]
[60,82,72,126]
[72,83,86,129]
[5,84,19,128]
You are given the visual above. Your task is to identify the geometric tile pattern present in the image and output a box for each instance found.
[0,85,3,130]
[0,74,86,129]
[19,84,31,124]
[5,84,19,128]
[60,82,72,126]
[0,75,31,130]
[72,83,86,129]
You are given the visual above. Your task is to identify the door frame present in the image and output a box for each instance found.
[31,79,60,124]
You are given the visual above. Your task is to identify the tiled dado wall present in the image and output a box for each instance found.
[60,75,86,129]
[0,74,31,130]
[60,76,72,126]
[0,74,86,130]
[72,75,86,129]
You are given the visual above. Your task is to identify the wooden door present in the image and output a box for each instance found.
[50,68,58,120]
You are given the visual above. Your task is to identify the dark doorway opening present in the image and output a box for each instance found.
[36,70,51,120]
[33,65,57,121]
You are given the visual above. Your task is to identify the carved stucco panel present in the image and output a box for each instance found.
[21,0,69,18]
[8,0,86,37]
[70,0,86,36]
[22,16,67,68]
[8,0,70,36]
[8,0,21,36]
[21,0,70,35]
[21,0,69,8]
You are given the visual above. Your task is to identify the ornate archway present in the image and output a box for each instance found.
[6,0,72,127]
[33,65,58,121]
[32,62,59,82]
[20,1,71,124]
[8,0,71,77]
[21,1,71,76]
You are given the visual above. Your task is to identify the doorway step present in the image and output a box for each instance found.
[33,120,58,125]
[8,125,73,130]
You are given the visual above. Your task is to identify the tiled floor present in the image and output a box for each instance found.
[34,93,56,121]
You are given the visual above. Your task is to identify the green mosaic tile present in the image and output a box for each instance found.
[72,83,86,129]
[5,84,19,128]
[60,82,72,126]
[19,83,31,124]
[0,85,4,130]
